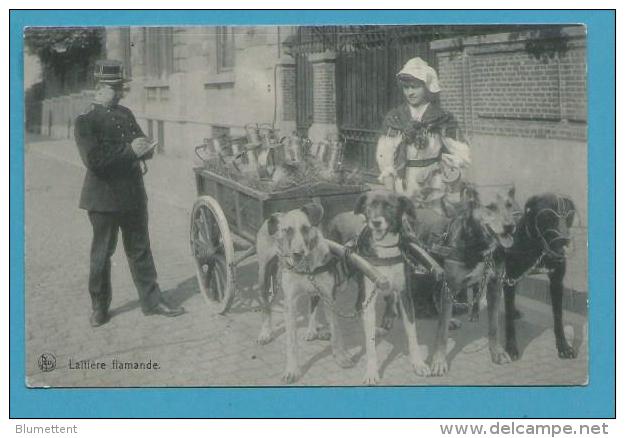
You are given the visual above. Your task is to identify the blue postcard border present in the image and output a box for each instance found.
[9,9,615,418]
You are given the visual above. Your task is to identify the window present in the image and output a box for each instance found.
[145,86,170,102]
[144,27,174,79]
[216,26,235,72]
[146,87,158,102]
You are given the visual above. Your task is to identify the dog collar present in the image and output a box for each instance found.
[372,236,400,248]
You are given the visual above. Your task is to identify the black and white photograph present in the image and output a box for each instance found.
[23,24,588,387]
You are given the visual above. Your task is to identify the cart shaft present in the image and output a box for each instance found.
[325,239,390,291]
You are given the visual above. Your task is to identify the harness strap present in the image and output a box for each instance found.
[428,243,464,261]
[280,256,338,276]
[405,149,444,168]
[361,254,404,267]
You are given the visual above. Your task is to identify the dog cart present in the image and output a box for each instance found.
[189,127,376,314]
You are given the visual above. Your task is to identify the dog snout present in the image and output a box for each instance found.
[503,223,515,235]
[370,216,387,230]
[288,235,308,258]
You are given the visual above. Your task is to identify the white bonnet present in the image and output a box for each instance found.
[396,57,441,93]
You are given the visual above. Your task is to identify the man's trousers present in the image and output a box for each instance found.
[87,208,161,313]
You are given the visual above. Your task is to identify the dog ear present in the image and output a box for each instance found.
[524,195,538,216]
[462,185,480,208]
[301,202,324,227]
[562,196,576,227]
[267,213,281,236]
[354,192,369,215]
[398,196,416,221]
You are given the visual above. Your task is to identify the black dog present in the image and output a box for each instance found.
[502,193,577,360]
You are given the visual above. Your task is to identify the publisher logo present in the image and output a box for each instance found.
[38,353,56,372]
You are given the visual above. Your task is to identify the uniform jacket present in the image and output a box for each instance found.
[74,103,147,211]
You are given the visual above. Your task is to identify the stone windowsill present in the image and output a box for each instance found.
[143,80,170,89]
[204,71,235,88]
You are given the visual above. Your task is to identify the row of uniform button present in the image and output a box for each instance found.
[106,109,138,139]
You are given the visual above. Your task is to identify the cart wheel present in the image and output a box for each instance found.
[190,195,236,314]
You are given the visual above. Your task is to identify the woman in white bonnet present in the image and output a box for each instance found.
[377,57,471,216]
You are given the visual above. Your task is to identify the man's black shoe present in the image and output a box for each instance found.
[145,301,185,317]
[90,310,110,327]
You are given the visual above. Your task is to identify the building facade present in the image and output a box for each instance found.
[103,26,298,157]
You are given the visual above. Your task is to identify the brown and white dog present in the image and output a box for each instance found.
[463,186,521,321]
[419,185,520,374]
[328,190,432,384]
[255,203,354,383]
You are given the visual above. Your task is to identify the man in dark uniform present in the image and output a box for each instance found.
[75,60,184,327]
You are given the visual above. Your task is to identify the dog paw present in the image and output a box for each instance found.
[505,342,520,361]
[282,368,301,384]
[316,329,331,341]
[448,318,462,331]
[430,354,449,376]
[557,343,577,359]
[256,330,273,345]
[304,327,331,342]
[362,370,380,385]
[489,346,512,365]
[334,351,355,369]
[412,360,431,377]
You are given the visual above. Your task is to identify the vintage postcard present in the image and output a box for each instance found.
[23,23,589,388]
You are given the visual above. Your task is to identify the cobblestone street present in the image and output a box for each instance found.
[24,137,588,387]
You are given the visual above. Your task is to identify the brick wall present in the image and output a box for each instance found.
[558,46,587,123]
[433,26,587,141]
[436,53,466,127]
